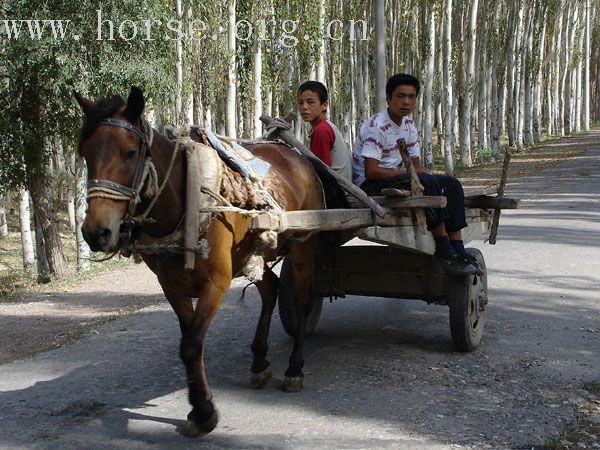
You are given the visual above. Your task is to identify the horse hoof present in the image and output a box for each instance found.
[183,409,219,437]
[282,376,304,392]
[250,366,272,389]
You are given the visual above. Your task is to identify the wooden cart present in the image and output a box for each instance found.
[251,186,518,352]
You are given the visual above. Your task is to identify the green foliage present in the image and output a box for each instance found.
[0,0,177,188]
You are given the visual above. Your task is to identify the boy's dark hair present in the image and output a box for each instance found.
[386,73,420,97]
[298,80,329,103]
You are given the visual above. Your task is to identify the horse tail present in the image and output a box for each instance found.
[307,160,349,210]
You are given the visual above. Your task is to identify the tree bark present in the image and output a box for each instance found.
[0,193,8,239]
[226,0,237,138]
[253,37,263,138]
[34,215,50,283]
[18,188,34,272]
[317,0,326,83]
[29,171,70,279]
[477,1,488,155]
[505,0,517,147]
[443,0,455,174]
[423,3,436,169]
[175,0,184,126]
[66,153,76,232]
[75,155,90,272]
[460,0,478,166]
[375,0,387,111]
[584,0,591,130]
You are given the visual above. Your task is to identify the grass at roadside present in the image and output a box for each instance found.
[0,212,132,301]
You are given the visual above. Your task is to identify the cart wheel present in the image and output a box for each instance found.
[448,248,487,351]
[278,256,323,337]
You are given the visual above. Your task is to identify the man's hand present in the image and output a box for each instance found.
[364,158,405,181]
[411,156,429,174]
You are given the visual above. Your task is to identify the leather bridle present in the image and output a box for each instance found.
[86,118,150,215]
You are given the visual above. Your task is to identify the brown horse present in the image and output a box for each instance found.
[74,86,343,436]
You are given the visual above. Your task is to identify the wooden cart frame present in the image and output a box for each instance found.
[254,114,516,352]
[258,187,518,352]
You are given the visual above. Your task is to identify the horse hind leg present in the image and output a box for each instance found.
[250,265,279,388]
[283,238,317,392]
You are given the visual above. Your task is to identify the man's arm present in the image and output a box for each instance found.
[364,157,406,181]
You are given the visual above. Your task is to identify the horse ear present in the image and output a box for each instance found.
[123,86,145,122]
[73,91,95,115]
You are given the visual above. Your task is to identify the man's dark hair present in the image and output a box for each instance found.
[386,73,420,97]
[298,80,329,103]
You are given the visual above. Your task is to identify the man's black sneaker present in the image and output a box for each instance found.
[434,253,477,276]
[462,253,485,276]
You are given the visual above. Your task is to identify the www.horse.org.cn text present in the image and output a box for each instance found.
[0,11,370,47]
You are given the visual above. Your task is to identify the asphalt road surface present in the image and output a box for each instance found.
[0,143,599,449]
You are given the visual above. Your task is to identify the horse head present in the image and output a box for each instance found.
[74,86,148,252]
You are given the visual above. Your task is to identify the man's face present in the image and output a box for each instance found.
[387,84,418,121]
[297,90,327,125]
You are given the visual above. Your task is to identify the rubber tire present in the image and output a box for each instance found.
[448,248,487,352]
[277,256,323,337]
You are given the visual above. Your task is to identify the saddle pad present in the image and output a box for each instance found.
[232,142,271,183]
[205,130,271,183]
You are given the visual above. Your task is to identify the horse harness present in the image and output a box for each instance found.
[85,119,293,262]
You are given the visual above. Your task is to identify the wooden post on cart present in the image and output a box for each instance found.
[396,138,427,234]
[488,149,512,244]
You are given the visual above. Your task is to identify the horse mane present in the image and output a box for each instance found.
[77,94,126,153]
[307,160,350,210]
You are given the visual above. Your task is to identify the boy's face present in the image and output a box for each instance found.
[297,90,328,126]
[386,84,417,123]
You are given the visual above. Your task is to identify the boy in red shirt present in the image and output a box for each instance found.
[297,81,352,180]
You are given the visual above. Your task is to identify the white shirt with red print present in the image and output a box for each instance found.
[352,109,420,187]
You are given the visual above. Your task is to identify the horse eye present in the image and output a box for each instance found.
[125,150,136,160]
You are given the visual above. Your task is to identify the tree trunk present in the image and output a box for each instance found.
[75,155,90,272]
[317,0,326,83]
[443,0,455,175]
[0,193,8,239]
[253,38,263,138]
[375,0,387,111]
[423,3,436,169]
[226,0,237,138]
[513,4,525,148]
[460,0,478,166]
[489,4,502,156]
[533,13,547,144]
[175,0,184,126]
[66,153,76,232]
[477,1,488,155]
[505,0,517,147]
[584,0,591,130]
[18,188,34,272]
[34,216,50,283]
[523,5,535,147]
[29,171,70,279]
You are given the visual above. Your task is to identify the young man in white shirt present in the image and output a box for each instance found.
[353,73,480,276]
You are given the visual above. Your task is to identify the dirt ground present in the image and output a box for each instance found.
[0,263,163,365]
[0,132,597,448]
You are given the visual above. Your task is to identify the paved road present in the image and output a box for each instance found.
[0,138,599,449]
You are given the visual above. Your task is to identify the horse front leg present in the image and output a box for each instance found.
[176,281,228,437]
[250,265,279,388]
[283,238,318,392]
